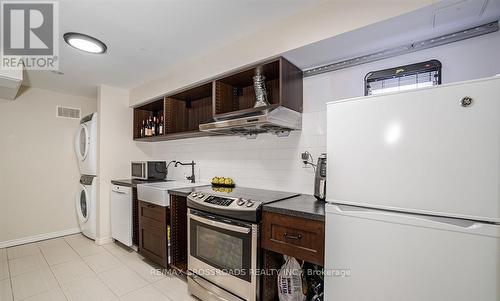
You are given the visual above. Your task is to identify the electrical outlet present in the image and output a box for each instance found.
[301,152,310,167]
[301,152,309,161]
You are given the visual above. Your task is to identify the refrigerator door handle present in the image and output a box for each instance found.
[331,204,499,237]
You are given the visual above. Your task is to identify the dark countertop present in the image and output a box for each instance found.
[170,186,325,221]
[168,185,211,197]
[262,194,325,222]
[111,179,166,188]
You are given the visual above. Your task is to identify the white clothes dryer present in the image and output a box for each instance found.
[75,113,97,176]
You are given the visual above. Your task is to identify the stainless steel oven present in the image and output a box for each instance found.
[186,187,298,301]
[188,208,259,301]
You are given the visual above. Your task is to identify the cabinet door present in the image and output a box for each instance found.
[139,219,167,267]
[138,201,168,267]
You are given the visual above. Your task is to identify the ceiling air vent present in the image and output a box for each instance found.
[57,106,81,119]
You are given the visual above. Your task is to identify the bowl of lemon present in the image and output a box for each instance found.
[211,176,235,188]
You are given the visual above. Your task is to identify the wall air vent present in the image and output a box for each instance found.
[57,106,81,119]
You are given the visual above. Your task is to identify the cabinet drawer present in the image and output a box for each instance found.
[261,211,324,266]
[139,201,167,226]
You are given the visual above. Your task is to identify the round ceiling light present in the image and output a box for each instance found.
[63,32,107,54]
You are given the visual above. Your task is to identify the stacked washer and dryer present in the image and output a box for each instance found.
[74,113,98,240]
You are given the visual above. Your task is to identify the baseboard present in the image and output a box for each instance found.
[95,237,113,245]
[0,228,81,248]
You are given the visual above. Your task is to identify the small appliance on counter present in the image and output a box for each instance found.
[314,153,326,201]
[131,161,167,180]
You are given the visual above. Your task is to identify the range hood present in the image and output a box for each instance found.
[199,106,302,138]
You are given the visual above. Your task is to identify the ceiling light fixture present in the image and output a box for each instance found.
[63,32,107,54]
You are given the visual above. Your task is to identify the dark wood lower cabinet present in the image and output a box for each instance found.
[138,201,169,268]
[169,195,188,274]
[262,211,324,266]
[261,211,325,301]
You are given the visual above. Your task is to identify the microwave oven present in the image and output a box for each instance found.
[131,161,167,180]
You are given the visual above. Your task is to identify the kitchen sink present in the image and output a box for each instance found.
[137,181,207,207]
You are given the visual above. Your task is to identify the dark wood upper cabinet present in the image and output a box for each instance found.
[214,57,302,120]
[133,98,164,140]
[133,56,303,142]
[165,82,213,134]
[134,82,214,142]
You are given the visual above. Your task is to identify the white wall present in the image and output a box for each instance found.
[97,85,152,244]
[0,88,96,246]
[147,31,500,194]
[130,0,435,105]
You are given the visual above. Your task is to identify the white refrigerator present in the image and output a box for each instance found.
[325,76,500,301]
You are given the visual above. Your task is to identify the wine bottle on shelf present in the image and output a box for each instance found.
[146,117,151,137]
[149,116,153,136]
[140,120,145,138]
[152,117,155,136]
[159,116,164,135]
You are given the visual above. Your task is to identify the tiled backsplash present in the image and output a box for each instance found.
[148,109,326,194]
[141,31,500,194]
[144,67,336,194]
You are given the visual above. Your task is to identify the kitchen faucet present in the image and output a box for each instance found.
[174,160,196,183]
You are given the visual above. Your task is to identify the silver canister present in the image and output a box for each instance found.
[253,75,270,108]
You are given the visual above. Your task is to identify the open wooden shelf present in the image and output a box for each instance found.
[214,57,302,119]
[133,98,164,139]
[214,60,279,117]
[132,56,303,142]
[133,82,215,141]
[165,82,213,134]
[134,130,214,142]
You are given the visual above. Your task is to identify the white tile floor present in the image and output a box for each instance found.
[0,234,197,301]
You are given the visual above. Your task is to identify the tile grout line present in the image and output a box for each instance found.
[8,236,183,301]
[37,240,70,301]
[64,235,153,299]
[97,243,162,299]
[6,254,14,301]
[99,242,177,299]
[61,236,116,300]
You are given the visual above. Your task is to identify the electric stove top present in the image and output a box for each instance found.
[186,186,299,222]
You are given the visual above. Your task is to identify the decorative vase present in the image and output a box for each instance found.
[253,75,270,108]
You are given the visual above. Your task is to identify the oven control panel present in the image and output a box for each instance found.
[204,196,234,206]
[188,192,260,211]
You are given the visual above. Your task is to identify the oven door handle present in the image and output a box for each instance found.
[188,213,251,234]
[189,274,244,301]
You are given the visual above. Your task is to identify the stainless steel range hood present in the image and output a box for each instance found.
[199,106,301,138]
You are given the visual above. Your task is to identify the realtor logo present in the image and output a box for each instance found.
[1,1,59,70]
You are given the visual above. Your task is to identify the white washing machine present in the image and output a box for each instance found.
[76,175,97,240]
[75,113,97,176]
